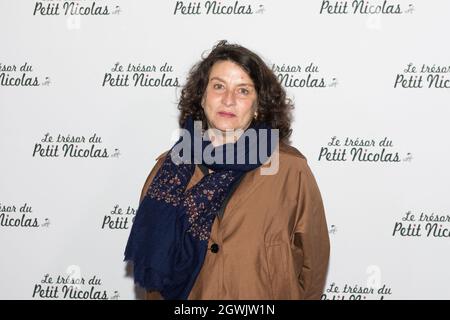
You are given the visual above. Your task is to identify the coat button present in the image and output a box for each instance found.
[210,243,219,253]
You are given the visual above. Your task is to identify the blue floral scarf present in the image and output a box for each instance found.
[124,116,276,299]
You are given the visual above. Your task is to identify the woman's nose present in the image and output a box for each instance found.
[222,89,236,106]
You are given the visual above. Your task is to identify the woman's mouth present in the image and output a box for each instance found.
[217,111,236,118]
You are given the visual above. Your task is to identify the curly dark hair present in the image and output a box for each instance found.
[177,40,294,143]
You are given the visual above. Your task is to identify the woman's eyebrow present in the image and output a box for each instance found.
[209,76,254,87]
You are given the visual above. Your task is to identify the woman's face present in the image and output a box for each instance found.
[202,60,257,132]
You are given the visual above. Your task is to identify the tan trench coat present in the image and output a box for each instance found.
[140,142,330,300]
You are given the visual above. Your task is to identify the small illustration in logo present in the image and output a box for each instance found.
[328,77,339,88]
[112,6,122,15]
[41,77,51,86]
[40,218,51,228]
[255,4,265,14]
[111,148,121,158]
[402,152,413,162]
[329,224,337,234]
[109,290,120,300]
[404,4,415,14]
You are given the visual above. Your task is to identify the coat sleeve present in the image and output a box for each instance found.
[292,161,330,300]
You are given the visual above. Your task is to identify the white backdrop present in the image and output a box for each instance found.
[1,0,449,300]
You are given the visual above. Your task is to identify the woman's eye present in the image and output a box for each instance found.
[213,83,223,90]
[239,88,249,95]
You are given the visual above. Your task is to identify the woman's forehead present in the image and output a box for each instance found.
[209,60,254,83]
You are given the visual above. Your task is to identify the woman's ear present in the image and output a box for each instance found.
[201,96,205,109]
[253,102,259,119]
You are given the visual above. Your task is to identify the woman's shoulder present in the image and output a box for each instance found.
[263,141,320,185]
[155,150,170,161]
[273,143,321,195]
[278,141,306,160]
[277,141,309,170]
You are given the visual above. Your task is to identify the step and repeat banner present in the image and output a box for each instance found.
[1,0,449,300]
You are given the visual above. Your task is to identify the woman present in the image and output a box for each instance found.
[125,40,330,300]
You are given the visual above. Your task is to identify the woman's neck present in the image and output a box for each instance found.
[207,129,241,147]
